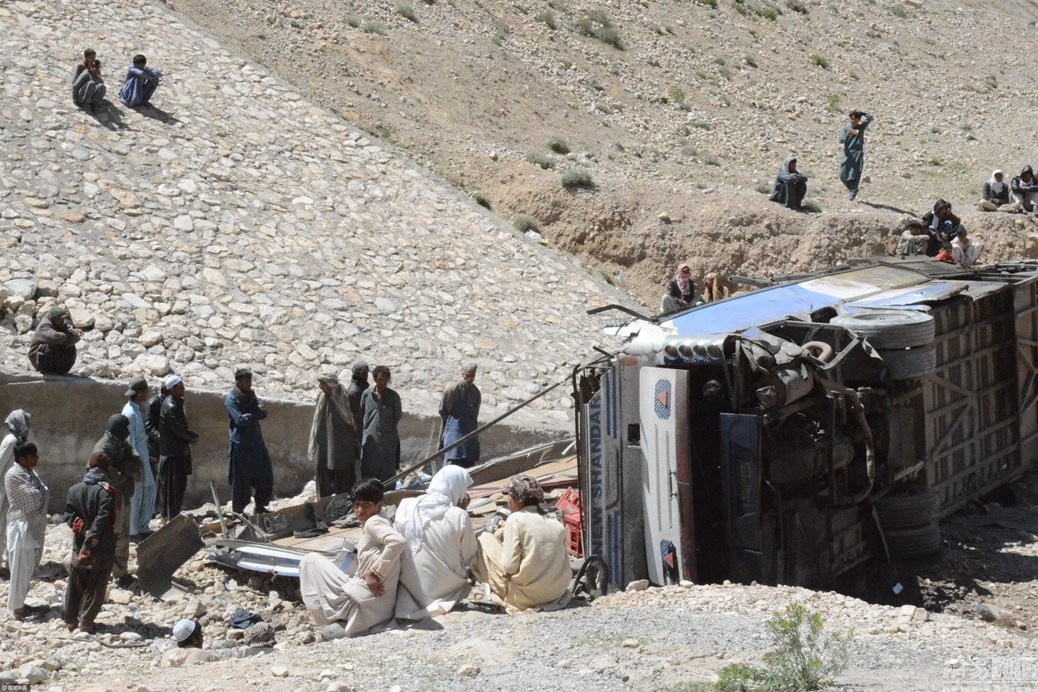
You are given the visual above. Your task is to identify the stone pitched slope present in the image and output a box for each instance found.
[0,0,627,427]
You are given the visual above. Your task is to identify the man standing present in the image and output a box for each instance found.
[0,409,31,579]
[309,371,357,498]
[838,110,872,201]
[27,306,82,375]
[5,442,48,619]
[92,414,138,587]
[346,361,369,458]
[225,368,273,515]
[439,365,481,469]
[64,452,117,634]
[159,375,198,523]
[123,376,156,538]
[361,366,403,482]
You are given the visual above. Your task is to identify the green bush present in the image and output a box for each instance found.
[397,3,417,21]
[703,0,718,7]
[548,136,570,154]
[715,604,851,691]
[535,10,557,29]
[560,169,594,189]
[669,86,688,109]
[744,55,758,67]
[810,54,830,69]
[513,214,540,232]
[346,14,361,28]
[599,26,624,49]
[362,21,387,35]
[757,6,779,20]
[472,192,492,209]
[891,4,911,17]
[526,151,555,169]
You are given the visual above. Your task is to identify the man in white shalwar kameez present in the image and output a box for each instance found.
[0,409,31,577]
[5,442,48,619]
[299,478,404,638]
[393,465,477,620]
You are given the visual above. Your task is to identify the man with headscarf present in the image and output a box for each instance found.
[702,271,732,303]
[921,199,963,257]
[27,306,82,375]
[92,413,138,587]
[661,263,695,314]
[159,375,198,523]
[225,368,273,515]
[63,452,117,634]
[309,371,358,498]
[346,361,369,458]
[0,409,31,578]
[123,376,156,538]
[979,170,1012,211]
[393,465,476,619]
[361,366,402,482]
[5,442,48,619]
[473,475,571,611]
[439,365,481,469]
[838,110,872,201]
[768,156,808,211]
[1012,165,1038,213]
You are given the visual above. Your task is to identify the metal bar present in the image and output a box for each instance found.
[210,481,229,539]
[384,375,570,486]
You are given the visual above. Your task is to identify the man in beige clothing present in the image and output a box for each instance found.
[299,479,405,638]
[474,475,571,610]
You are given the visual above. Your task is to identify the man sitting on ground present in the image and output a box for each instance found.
[1012,165,1038,213]
[921,200,962,257]
[978,169,1013,211]
[952,227,983,269]
[299,479,405,638]
[118,54,161,108]
[394,465,477,620]
[73,59,106,112]
[768,156,808,211]
[896,219,930,256]
[161,619,219,667]
[473,475,571,611]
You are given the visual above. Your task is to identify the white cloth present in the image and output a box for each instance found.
[952,237,983,268]
[395,465,472,555]
[123,400,156,534]
[299,514,404,636]
[7,517,42,610]
[394,505,477,619]
[0,411,31,563]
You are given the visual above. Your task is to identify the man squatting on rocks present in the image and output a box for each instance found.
[27,306,82,376]
[225,368,273,515]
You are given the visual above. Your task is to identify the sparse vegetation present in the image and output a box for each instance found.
[548,136,570,155]
[669,86,688,109]
[704,155,721,166]
[719,65,733,80]
[345,14,361,28]
[561,169,594,189]
[810,54,830,69]
[396,3,417,22]
[472,192,492,209]
[693,121,712,130]
[513,214,540,232]
[491,19,510,46]
[891,4,911,18]
[714,604,852,691]
[757,6,779,20]
[703,0,718,7]
[785,0,809,14]
[826,93,842,112]
[526,151,555,169]
[535,10,557,29]
[744,55,758,68]
[362,20,387,35]
[577,10,624,50]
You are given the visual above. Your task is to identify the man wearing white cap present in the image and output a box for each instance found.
[158,375,198,523]
[161,618,218,667]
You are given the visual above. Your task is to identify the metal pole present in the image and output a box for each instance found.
[384,375,570,487]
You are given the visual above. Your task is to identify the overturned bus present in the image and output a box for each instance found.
[575,257,1038,591]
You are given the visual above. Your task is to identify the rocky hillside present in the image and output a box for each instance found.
[169,0,1038,304]
[0,0,634,427]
